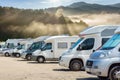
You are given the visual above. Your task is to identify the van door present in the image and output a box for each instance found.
[43,43,54,59]
[76,38,95,62]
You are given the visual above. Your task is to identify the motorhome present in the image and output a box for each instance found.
[86,27,120,80]
[2,39,25,57]
[21,36,49,60]
[59,25,119,71]
[31,36,79,63]
[0,42,5,54]
[12,39,33,57]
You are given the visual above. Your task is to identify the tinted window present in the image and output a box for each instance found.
[58,42,68,49]
[46,43,52,50]
[71,42,75,47]
[102,38,109,45]
[42,43,52,51]
[7,43,14,48]
[78,38,95,50]
[30,41,44,50]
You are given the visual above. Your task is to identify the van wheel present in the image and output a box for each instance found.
[37,57,45,63]
[109,66,120,80]
[98,76,108,80]
[16,53,20,58]
[26,54,31,61]
[69,60,83,71]
[5,52,10,57]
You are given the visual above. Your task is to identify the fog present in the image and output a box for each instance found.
[69,13,120,26]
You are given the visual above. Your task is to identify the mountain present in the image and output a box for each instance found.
[111,3,120,8]
[45,2,120,15]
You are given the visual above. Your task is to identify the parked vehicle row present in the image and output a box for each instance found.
[59,25,118,71]
[0,25,120,80]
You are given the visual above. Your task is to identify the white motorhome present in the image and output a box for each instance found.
[12,39,33,57]
[59,25,119,71]
[31,36,79,63]
[86,27,120,80]
[21,36,49,60]
[2,39,25,57]
[0,42,5,54]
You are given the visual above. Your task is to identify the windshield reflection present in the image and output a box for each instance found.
[101,34,120,50]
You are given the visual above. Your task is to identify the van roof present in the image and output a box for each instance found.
[80,25,119,36]
[45,36,78,42]
[34,36,50,42]
[6,39,25,43]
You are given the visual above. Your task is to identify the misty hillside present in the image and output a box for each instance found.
[0,6,88,41]
[111,3,120,8]
[45,2,120,15]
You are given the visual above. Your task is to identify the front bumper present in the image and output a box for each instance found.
[86,59,109,77]
[31,55,38,61]
[21,53,27,59]
[59,56,70,68]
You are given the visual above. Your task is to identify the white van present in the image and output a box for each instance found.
[12,39,33,57]
[21,36,49,60]
[2,39,25,57]
[86,27,120,80]
[59,25,119,71]
[31,36,79,63]
[0,42,5,54]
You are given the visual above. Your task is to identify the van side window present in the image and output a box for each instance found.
[102,38,109,45]
[78,38,94,50]
[46,43,52,50]
[58,42,68,49]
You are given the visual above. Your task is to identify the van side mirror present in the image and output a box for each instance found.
[77,45,82,51]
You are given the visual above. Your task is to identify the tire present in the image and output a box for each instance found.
[15,53,20,58]
[37,57,45,63]
[69,60,83,71]
[98,76,108,80]
[5,52,10,57]
[26,54,32,61]
[109,66,120,80]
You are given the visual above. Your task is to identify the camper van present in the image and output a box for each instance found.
[21,36,49,60]
[86,27,120,80]
[2,39,25,57]
[31,36,79,63]
[0,42,5,54]
[59,25,119,71]
[12,39,33,57]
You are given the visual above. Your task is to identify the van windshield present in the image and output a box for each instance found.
[101,34,120,50]
[29,41,44,50]
[70,38,83,50]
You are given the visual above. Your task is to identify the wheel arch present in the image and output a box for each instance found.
[37,56,46,61]
[69,58,84,68]
[108,63,120,77]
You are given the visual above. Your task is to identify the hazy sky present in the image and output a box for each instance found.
[0,0,120,9]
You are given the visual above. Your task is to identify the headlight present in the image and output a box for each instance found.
[90,50,107,59]
[99,53,106,58]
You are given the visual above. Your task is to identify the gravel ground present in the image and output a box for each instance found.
[0,56,99,80]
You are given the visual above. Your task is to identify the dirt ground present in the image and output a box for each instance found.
[0,56,99,80]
